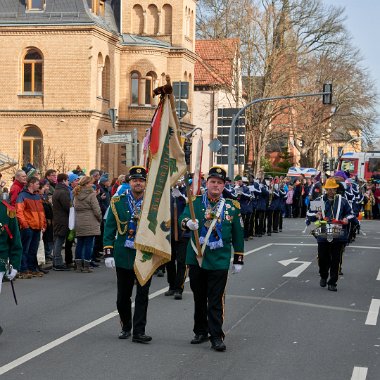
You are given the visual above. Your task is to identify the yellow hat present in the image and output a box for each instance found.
[323,178,339,189]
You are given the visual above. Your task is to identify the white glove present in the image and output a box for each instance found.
[6,268,17,280]
[186,219,199,231]
[172,188,182,198]
[105,257,115,269]
[232,264,242,274]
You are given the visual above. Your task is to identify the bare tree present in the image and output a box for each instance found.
[197,0,379,173]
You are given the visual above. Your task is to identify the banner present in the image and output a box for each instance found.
[134,96,187,285]
[191,135,203,195]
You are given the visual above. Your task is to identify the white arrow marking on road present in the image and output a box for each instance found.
[365,298,380,326]
[351,366,368,380]
[278,257,312,278]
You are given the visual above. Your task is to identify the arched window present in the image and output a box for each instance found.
[102,56,111,100]
[131,71,140,105]
[162,4,172,35]
[23,48,43,93]
[97,53,103,97]
[147,5,159,35]
[145,71,157,105]
[190,10,194,39]
[22,126,43,168]
[132,5,144,34]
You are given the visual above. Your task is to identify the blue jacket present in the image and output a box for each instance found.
[256,184,268,211]
[235,185,252,214]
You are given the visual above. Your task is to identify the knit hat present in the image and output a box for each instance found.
[68,173,79,184]
[334,170,348,180]
[234,175,242,181]
[99,174,109,184]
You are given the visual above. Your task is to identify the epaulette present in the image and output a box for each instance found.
[232,200,241,209]
[2,200,16,218]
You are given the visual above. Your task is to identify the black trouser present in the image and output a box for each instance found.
[317,241,345,285]
[65,234,73,265]
[272,210,280,232]
[189,265,228,339]
[242,213,251,238]
[116,267,151,335]
[266,209,274,233]
[279,211,283,231]
[249,209,256,236]
[166,238,188,293]
[255,210,265,236]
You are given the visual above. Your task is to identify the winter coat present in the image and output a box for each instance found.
[9,180,24,207]
[73,187,102,237]
[16,190,46,230]
[52,183,71,237]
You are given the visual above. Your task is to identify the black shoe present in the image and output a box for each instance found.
[93,257,101,263]
[279,229,282,232]
[90,261,100,268]
[339,270,343,275]
[273,230,278,233]
[258,234,262,237]
[174,292,182,300]
[320,278,327,287]
[38,267,49,274]
[52,265,70,271]
[164,289,175,296]
[211,337,226,352]
[190,334,209,344]
[132,334,152,343]
[267,232,271,236]
[328,284,337,292]
[118,330,131,339]
[0,325,3,336]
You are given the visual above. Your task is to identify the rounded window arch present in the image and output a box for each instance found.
[132,5,144,34]
[131,71,141,105]
[21,126,43,168]
[162,4,172,35]
[102,56,111,100]
[147,5,159,35]
[145,71,157,105]
[23,48,43,93]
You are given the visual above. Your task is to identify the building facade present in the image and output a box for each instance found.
[0,0,197,179]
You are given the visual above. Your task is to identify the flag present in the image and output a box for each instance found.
[191,135,203,196]
[134,95,187,285]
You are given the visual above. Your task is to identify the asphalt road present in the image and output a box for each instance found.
[0,218,379,380]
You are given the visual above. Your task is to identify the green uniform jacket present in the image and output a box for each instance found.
[0,201,22,272]
[179,196,244,270]
[103,194,137,270]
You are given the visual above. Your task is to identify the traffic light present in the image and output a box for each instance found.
[322,161,329,172]
[322,83,332,105]
[329,158,336,171]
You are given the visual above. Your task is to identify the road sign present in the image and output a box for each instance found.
[99,133,132,144]
[209,138,223,153]
[278,257,311,278]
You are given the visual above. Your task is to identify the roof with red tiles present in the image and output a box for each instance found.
[195,39,239,87]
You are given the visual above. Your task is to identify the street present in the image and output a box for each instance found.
[0,218,379,380]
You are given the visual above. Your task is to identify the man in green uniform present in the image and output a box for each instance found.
[0,200,23,336]
[179,166,244,352]
[103,166,152,343]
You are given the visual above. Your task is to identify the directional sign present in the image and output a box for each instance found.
[99,133,132,144]
[278,257,311,278]
[209,138,223,153]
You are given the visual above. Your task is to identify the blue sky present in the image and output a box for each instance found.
[324,0,380,136]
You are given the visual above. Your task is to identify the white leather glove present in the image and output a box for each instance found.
[105,257,115,269]
[232,264,243,274]
[6,268,17,280]
[186,219,199,231]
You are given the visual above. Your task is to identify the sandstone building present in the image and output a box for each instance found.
[0,0,197,179]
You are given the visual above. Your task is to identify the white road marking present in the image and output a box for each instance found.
[273,243,379,250]
[351,366,368,380]
[365,298,380,326]
[0,243,272,375]
[278,257,312,277]
[0,286,169,376]
[377,268,380,281]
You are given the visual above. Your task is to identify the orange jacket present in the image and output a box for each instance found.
[16,190,46,230]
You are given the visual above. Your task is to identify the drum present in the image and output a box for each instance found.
[311,223,344,242]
